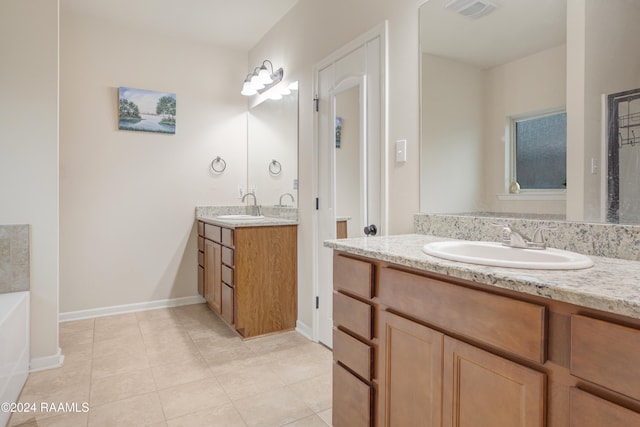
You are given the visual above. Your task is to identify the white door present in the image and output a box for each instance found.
[314,24,387,348]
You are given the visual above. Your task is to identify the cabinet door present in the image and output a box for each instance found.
[204,239,221,313]
[380,311,443,427]
[443,337,546,427]
[569,387,640,426]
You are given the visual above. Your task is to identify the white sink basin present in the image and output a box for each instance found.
[215,214,265,221]
[422,241,593,270]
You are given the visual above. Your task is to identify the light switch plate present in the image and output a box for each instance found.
[396,139,407,162]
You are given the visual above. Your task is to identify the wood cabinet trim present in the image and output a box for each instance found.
[333,291,373,340]
[333,328,373,381]
[379,266,547,364]
[571,314,640,401]
[334,254,374,299]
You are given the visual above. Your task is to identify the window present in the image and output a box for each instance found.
[510,111,567,191]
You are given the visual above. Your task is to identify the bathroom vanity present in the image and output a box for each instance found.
[326,234,640,427]
[197,216,297,338]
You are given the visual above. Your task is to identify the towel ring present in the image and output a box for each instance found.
[269,159,282,176]
[210,156,227,173]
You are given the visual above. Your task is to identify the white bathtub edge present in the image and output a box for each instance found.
[59,295,206,322]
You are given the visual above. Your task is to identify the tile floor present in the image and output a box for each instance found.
[9,304,333,427]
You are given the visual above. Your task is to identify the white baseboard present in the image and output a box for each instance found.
[295,320,314,341]
[30,347,64,372]
[59,295,206,322]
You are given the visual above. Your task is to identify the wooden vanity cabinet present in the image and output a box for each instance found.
[332,254,376,427]
[332,250,640,427]
[198,221,297,338]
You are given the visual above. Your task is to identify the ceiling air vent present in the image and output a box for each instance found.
[445,0,497,19]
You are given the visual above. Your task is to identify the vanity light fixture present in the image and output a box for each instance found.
[241,60,284,96]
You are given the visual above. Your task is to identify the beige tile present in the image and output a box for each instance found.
[288,373,332,413]
[88,392,164,427]
[90,368,157,406]
[283,414,331,427]
[60,318,95,334]
[201,343,257,370]
[91,350,150,380]
[317,408,332,426]
[135,307,179,322]
[23,358,92,391]
[145,338,202,368]
[158,377,230,420]
[26,411,89,427]
[233,386,314,427]
[93,313,141,342]
[216,363,284,401]
[266,351,333,385]
[244,331,311,355]
[15,381,91,422]
[206,353,271,377]
[61,341,94,363]
[152,356,213,390]
[192,336,246,360]
[166,402,246,427]
[92,333,146,361]
[139,318,185,339]
[60,328,94,348]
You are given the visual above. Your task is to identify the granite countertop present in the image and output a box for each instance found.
[324,234,640,320]
[197,215,297,228]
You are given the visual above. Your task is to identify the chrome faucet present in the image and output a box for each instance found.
[278,192,295,207]
[493,223,555,250]
[241,192,261,216]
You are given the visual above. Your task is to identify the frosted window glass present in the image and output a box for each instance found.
[515,113,566,189]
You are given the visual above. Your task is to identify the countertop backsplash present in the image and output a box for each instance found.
[415,213,640,261]
[0,224,30,293]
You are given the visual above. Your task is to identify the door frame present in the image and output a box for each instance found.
[311,22,388,344]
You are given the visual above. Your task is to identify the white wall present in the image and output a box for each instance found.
[247,93,298,207]
[336,85,362,236]
[484,44,566,215]
[59,8,248,312]
[248,0,420,332]
[421,54,484,214]
[585,0,640,221]
[0,0,61,367]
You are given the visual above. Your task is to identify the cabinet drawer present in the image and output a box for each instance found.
[379,267,546,363]
[221,283,234,325]
[197,221,204,236]
[222,227,234,246]
[571,314,640,400]
[204,224,221,242]
[222,246,234,266]
[197,251,204,267]
[333,362,371,427]
[334,254,374,298]
[570,387,640,426]
[222,265,234,286]
[333,328,373,380]
[198,236,204,252]
[334,292,373,340]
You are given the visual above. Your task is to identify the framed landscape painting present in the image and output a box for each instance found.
[118,87,176,134]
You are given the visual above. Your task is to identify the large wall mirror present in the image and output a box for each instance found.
[247,83,298,208]
[419,0,640,224]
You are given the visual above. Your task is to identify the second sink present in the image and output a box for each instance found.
[422,241,594,270]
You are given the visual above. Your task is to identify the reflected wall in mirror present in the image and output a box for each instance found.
[420,0,566,219]
[420,0,640,224]
[335,85,362,238]
[247,83,298,207]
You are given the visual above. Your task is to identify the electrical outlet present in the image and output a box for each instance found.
[238,185,245,198]
[293,179,298,190]
[591,158,598,175]
[396,139,407,162]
